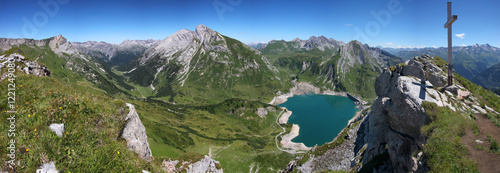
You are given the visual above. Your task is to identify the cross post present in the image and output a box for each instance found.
[444,2,458,85]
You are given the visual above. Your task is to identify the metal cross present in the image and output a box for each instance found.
[444,1,458,85]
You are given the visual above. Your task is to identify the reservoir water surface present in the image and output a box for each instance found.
[278,94,358,147]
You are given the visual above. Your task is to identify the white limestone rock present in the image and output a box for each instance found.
[121,103,153,162]
[49,124,64,137]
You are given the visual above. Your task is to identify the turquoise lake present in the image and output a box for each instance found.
[278,94,358,147]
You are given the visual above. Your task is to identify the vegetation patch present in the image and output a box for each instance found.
[487,135,499,154]
[421,102,480,173]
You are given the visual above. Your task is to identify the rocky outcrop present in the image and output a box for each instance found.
[401,54,447,88]
[187,155,223,173]
[161,155,223,173]
[0,53,51,81]
[360,55,462,172]
[121,103,153,162]
[360,56,446,172]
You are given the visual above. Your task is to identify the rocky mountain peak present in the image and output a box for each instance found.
[195,24,210,32]
[48,35,68,51]
[291,38,301,42]
[194,24,221,43]
[51,35,66,43]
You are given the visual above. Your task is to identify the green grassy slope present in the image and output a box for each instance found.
[0,75,158,172]
[2,45,132,96]
[1,42,299,172]
[129,98,296,172]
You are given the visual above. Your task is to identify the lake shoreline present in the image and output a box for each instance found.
[269,81,366,108]
[271,81,367,150]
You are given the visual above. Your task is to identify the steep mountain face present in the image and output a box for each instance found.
[260,37,401,100]
[473,62,500,95]
[73,39,158,66]
[386,44,500,80]
[124,24,287,104]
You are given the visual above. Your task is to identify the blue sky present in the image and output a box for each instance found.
[0,0,499,48]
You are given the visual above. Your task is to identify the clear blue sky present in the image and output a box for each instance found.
[0,0,499,48]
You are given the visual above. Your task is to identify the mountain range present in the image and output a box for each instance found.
[72,39,159,66]
[1,24,499,172]
[257,36,401,100]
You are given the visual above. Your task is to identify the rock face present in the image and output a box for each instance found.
[121,103,153,162]
[362,55,452,172]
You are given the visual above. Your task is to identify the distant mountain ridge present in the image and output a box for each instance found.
[258,36,401,100]
[381,44,500,94]
[473,62,500,94]
[72,39,159,65]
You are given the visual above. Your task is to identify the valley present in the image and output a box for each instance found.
[0,25,499,172]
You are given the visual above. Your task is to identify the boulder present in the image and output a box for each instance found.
[401,59,425,80]
[187,156,223,173]
[428,73,446,88]
[37,161,58,173]
[49,123,64,137]
[121,103,153,162]
[444,85,458,95]
[256,108,268,118]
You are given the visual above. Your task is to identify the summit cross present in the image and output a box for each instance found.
[444,1,458,85]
